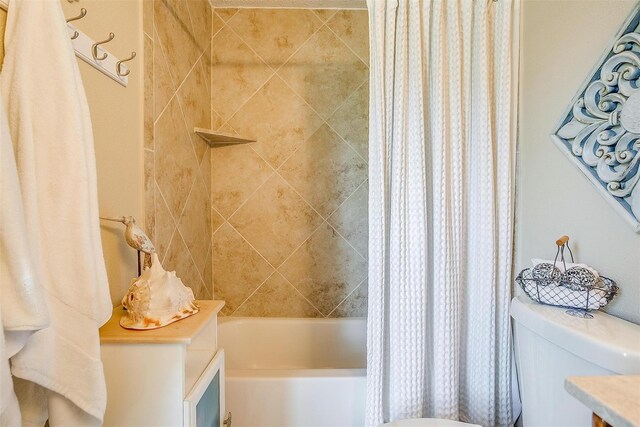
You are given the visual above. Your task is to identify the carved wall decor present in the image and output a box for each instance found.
[551,4,640,232]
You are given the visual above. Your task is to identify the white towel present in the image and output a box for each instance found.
[0,96,49,425]
[1,0,112,424]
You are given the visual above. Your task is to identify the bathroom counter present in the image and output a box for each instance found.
[565,375,640,427]
[99,299,225,344]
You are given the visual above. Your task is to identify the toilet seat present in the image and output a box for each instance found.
[383,418,480,427]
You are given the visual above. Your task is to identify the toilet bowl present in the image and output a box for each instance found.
[384,419,480,427]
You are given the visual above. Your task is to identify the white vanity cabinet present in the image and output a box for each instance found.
[99,300,228,427]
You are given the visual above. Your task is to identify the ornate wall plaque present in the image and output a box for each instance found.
[551,4,640,232]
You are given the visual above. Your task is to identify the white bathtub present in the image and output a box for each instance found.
[218,317,367,427]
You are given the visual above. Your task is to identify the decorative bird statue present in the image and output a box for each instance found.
[100,215,155,276]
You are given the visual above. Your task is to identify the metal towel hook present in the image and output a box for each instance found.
[116,52,136,77]
[66,7,86,39]
[66,7,87,23]
[92,32,114,61]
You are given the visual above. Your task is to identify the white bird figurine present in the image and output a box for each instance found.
[100,215,155,275]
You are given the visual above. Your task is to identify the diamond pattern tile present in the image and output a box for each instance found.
[326,10,370,63]
[186,0,212,56]
[211,144,273,218]
[312,9,337,22]
[227,75,324,168]
[178,175,211,276]
[278,26,368,119]
[228,9,322,68]
[211,208,225,234]
[327,80,369,161]
[328,180,368,259]
[155,185,175,261]
[177,55,211,163]
[211,27,274,121]
[145,0,213,300]
[234,272,321,317]
[164,230,204,299]
[279,124,367,218]
[154,0,200,88]
[229,174,323,267]
[279,222,367,316]
[215,8,238,22]
[212,223,274,315]
[329,279,368,317]
[155,97,199,221]
[153,27,175,121]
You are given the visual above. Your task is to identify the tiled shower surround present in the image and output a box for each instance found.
[144,4,369,317]
[210,9,369,317]
[143,0,214,300]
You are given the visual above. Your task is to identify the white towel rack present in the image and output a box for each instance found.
[0,0,131,87]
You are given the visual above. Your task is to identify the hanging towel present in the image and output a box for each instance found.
[0,0,112,425]
[0,93,49,425]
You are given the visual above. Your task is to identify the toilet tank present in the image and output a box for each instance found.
[511,296,640,427]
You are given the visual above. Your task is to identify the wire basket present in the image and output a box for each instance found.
[516,236,618,316]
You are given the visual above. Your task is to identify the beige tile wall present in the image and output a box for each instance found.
[143,0,213,299]
[209,9,369,317]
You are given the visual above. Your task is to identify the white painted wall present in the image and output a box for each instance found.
[517,0,640,324]
[60,0,144,303]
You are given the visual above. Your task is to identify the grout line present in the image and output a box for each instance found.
[215,154,277,222]
[153,24,179,119]
[322,13,370,67]
[229,272,273,316]
[154,37,211,126]
[324,184,369,261]
[325,276,367,317]
[272,216,325,271]
[161,226,178,266]
[210,206,226,234]
[269,12,325,75]
[211,20,277,121]
[311,9,337,23]
[324,175,368,221]
[323,79,369,165]
[184,0,200,46]
[279,273,326,318]
[155,185,178,264]
[174,225,208,287]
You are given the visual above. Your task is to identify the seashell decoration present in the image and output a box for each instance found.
[120,253,199,330]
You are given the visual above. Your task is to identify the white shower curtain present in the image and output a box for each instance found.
[366,0,520,426]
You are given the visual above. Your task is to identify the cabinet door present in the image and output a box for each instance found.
[184,349,225,427]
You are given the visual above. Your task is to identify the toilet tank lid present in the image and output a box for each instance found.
[511,296,640,374]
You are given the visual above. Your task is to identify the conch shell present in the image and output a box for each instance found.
[120,253,199,330]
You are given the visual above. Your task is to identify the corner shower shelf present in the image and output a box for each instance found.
[194,127,255,146]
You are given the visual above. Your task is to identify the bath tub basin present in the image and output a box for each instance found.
[218,317,367,427]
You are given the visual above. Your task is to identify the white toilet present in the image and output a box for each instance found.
[383,296,640,427]
[511,295,640,427]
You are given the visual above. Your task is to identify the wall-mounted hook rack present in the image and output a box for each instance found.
[0,0,134,87]
[67,24,130,87]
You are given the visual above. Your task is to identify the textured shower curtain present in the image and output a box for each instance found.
[365,0,520,426]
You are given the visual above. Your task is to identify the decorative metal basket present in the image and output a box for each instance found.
[516,236,618,316]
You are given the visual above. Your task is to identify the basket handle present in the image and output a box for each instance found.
[553,235,574,266]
